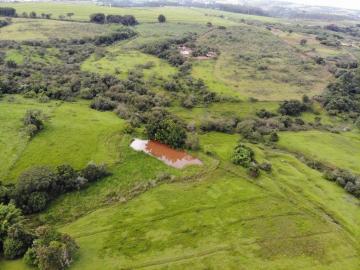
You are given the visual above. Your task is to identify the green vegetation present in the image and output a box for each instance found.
[0,18,115,41]
[279,130,360,174]
[0,2,360,269]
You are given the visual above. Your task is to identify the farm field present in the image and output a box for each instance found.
[0,2,359,270]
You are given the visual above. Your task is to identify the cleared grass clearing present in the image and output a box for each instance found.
[169,101,278,125]
[271,29,345,58]
[0,18,115,41]
[2,99,126,182]
[278,130,360,174]
[0,96,57,180]
[127,22,208,48]
[82,47,176,80]
[5,46,61,65]
[0,3,239,26]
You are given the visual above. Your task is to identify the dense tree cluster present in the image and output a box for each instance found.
[0,203,78,269]
[0,163,109,214]
[0,18,11,28]
[140,34,196,66]
[25,226,78,270]
[0,28,136,101]
[278,99,309,116]
[0,7,16,17]
[90,13,138,25]
[146,113,187,148]
[322,68,360,116]
[0,203,34,259]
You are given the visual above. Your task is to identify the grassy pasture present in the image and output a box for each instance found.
[43,133,359,269]
[279,130,360,174]
[0,18,115,41]
[58,172,358,270]
[193,26,332,101]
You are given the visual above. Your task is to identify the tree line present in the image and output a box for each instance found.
[90,13,138,25]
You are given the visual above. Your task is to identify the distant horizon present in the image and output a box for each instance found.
[284,0,360,11]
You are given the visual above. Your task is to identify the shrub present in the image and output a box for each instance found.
[269,132,279,142]
[185,133,200,150]
[259,162,272,172]
[3,237,25,259]
[247,163,260,178]
[231,143,255,167]
[25,226,78,270]
[81,163,109,182]
[90,13,105,24]
[90,96,116,111]
[158,14,166,23]
[278,100,307,116]
[256,109,276,119]
[23,110,44,138]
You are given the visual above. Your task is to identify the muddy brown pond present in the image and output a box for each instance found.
[130,139,202,169]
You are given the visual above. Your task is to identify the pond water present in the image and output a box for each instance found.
[130,139,202,169]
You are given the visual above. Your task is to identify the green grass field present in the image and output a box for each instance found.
[0,3,239,26]
[0,18,116,41]
[0,96,127,181]
[279,130,360,174]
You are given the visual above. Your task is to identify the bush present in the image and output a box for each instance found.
[256,109,276,119]
[185,133,200,150]
[81,163,109,182]
[23,110,44,138]
[269,132,279,142]
[90,13,105,24]
[158,14,166,23]
[3,233,30,259]
[247,163,260,178]
[25,226,79,270]
[259,162,272,172]
[231,143,255,167]
[278,100,307,116]
[90,96,116,111]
